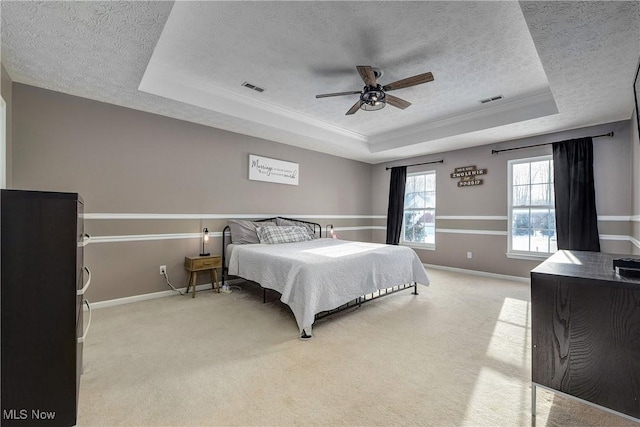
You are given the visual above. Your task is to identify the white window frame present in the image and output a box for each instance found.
[507,155,556,260]
[401,170,436,250]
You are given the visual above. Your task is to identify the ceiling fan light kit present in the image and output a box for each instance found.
[316,65,434,115]
[360,85,386,111]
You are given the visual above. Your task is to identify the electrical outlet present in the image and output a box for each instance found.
[159,265,166,275]
[467,252,473,259]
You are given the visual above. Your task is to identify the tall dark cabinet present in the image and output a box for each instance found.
[1,189,90,426]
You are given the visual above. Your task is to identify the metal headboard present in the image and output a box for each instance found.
[221,217,322,287]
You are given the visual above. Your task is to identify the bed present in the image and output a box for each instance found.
[222,217,430,339]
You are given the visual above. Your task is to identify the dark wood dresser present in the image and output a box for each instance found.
[531,250,640,422]
[1,190,90,426]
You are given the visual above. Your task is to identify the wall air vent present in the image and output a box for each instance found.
[479,95,504,104]
[241,82,265,93]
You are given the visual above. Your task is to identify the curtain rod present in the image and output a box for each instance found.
[385,159,444,170]
[491,132,614,155]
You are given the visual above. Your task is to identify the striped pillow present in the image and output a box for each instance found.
[256,226,312,244]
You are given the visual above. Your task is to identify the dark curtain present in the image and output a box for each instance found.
[386,166,407,245]
[552,137,600,252]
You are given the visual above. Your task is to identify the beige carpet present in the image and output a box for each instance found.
[78,269,638,426]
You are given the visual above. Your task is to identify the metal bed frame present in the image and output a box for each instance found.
[221,217,321,285]
[221,217,418,335]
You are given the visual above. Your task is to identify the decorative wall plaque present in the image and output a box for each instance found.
[450,165,487,187]
[249,154,299,186]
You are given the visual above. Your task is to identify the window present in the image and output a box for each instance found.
[402,171,436,249]
[508,156,556,257]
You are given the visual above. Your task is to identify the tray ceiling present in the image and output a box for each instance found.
[2,1,639,163]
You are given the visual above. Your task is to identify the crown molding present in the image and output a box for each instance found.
[369,88,559,153]
[139,60,562,157]
[139,60,369,146]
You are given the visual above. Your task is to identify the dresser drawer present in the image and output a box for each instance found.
[185,256,221,271]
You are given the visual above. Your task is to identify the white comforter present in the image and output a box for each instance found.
[227,238,429,334]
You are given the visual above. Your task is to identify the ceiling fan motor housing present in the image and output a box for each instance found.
[360,84,386,111]
[315,65,432,115]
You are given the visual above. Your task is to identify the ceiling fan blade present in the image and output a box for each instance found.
[383,72,434,91]
[356,65,377,86]
[316,91,361,99]
[346,100,362,115]
[385,94,412,110]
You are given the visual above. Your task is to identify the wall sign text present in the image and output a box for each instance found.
[249,155,299,186]
[450,165,487,187]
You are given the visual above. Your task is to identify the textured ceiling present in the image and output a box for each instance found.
[1,1,639,163]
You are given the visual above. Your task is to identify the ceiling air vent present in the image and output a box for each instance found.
[479,95,504,104]
[241,82,265,93]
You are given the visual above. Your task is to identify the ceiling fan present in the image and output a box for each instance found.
[316,65,434,115]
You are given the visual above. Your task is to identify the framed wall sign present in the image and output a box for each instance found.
[249,154,299,186]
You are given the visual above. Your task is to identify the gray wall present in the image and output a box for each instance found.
[372,120,636,277]
[10,81,639,301]
[11,83,374,302]
[1,64,12,188]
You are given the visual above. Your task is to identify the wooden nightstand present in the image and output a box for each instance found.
[184,255,222,298]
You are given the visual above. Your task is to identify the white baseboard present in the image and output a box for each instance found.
[88,266,529,311]
[86,279,245,310]
[423,263,530,283]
